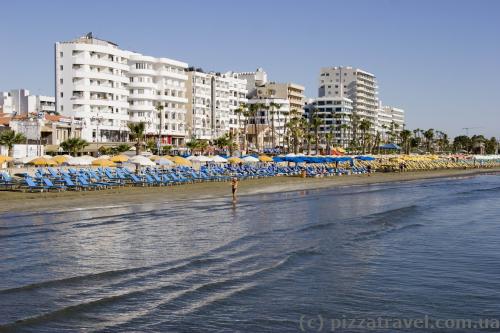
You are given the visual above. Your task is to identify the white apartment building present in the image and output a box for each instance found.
[55,33,131,143]
[376,105,405,142]
[319,67,379,127]
[128,53,188,146]
[246,98,290,149]
[186,69,247,141]
[236,68,268,97]
[0,89,55,115]
[304,97,353,148]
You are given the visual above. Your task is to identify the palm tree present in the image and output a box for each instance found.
[60,137,89,155]
[325,128,334,155]
[399,129,412,154]
[0,130,26,159]
[305,132,314,155]
[340,123,349,148]
[128,122,146,155]
[234,103,247,151]
[247,103,262,151]
[268,102,281,149]
[310,115,324,155]
[423,128,434,153]
[358,119,372,154]
[155,104,164,154]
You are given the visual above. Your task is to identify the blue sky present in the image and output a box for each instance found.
[0,0,498,138]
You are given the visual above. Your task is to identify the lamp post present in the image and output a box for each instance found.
[91,112,103,156]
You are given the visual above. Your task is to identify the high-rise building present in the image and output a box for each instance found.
[128,53,188,146]
[304,96,353,148]
[55,33,130,143]
[186,68,247,141]
[319,67,378,126]
[0,89,55,115]
[255,82,305,112]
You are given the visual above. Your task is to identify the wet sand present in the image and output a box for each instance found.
[0,168,498,214]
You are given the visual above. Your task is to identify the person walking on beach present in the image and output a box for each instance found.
[231,177,238,201]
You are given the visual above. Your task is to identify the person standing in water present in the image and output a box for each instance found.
[232,177,238,201]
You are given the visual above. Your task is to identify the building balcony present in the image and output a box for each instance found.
[72,56,129,71]
[73,70,129,83]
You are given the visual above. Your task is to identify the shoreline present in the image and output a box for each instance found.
[1,168,498,214]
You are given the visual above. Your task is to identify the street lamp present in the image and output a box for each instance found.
[91,112,103,155]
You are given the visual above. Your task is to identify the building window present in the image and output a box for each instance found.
[59,65,63,70]
[60,92,63,97]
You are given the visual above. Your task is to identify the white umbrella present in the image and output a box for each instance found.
[242,156,259,163]
[80,155,96,161]
[191,155,212,162]
[156,158,174,166]
[15,156,35,164]
[212,155,228,163]
[186,155,195,160]
[129,155,156,166]
[285,153,296,157]
[97,154,111,160]
[67,157,92,166]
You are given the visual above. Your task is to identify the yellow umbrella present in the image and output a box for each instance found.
[333,147,346,153]
[228,157,243,164]
[110,154,129,162]
[149,155,161,161]
[170,156,192,166]
[92,159,116,167]
[259,155,273,162]
[0,155,14,164]
[30,157,57,166]
[52,155,69,164]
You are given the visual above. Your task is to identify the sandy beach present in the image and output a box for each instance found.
[1,167,498,214]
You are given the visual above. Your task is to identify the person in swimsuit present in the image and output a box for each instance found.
[231,177,238,201]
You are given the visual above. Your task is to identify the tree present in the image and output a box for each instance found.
[128,122,146,156]
[247,103,262,151]
[358,119,372,154]
[399,129,412,154]
[0,130,26,159]
[310,114,324,155]
[145,139,156,152]
[268,102,281,149]
[60,137,89,155]
[187,138,209,154]
[234,103,247,151]
[453,135,471,152]
[485,137,498,154]
[286,117,306,154]
[162,145,172,155]
[325,129,334,155]
[423,129,435,153]
[114,144,131,154]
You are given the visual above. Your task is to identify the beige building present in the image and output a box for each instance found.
[256,82,305,112]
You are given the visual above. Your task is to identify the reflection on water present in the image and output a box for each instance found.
[0,174,499,332]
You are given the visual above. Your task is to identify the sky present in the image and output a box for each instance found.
[0,0,498,138]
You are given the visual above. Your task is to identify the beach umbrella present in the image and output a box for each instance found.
[14,156,35,164]
[67,157,91,166]
[29,157,57,166]
[170,156,192,166]
[80,155,96,161]
[191,155,212,163]
[97,154,111,160]
[285,153,296,157]
[92,159,116,167]
[156,157,174,166]
[212,155,228,163]
[52,155,69,164]
[149,155,161,161]
[0,155,14,164]
[259,155,273,162]
[110,154,129,162]
[228,157,243,164]
[242,156,260,163]
[129,155,156,166]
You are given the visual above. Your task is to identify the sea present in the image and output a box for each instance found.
[0,173,499,332]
